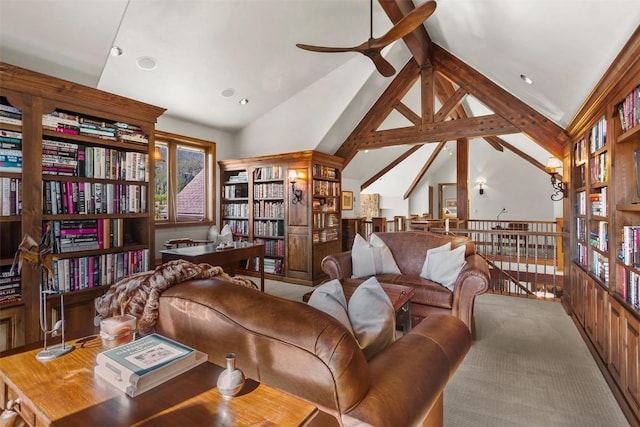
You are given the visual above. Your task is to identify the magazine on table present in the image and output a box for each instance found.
[94,333,208,397]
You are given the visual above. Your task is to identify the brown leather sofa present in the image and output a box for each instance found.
[155,278,472,427]
[321,231,490,335]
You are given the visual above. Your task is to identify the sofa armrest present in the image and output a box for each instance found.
[342,314,472,427]
[321,251,353,280]
[451,253,490,333]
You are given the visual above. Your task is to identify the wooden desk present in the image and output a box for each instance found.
[0,337,317,426]
[161,242,265,292]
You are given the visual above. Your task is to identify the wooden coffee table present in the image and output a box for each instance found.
[0,336,317,426]
[304,281,415,333]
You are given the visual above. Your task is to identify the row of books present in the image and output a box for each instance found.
[223,219,249,235]
[0,267,21,305]
[591,250,609,285]
[1,177,21,216]
[253,219,284,237]
[0,146,21,172]
[313,228,338,243]
[0,102,21,126]
[313,180,339,197]
[590,188,607,216]
[244,256,285,274]
[313,164,337,179]
[43,180,147,215]
[576,191,587,215]
[50,218,128,254]
[43,139,149,181]
[313,212,339,228]
[42,111,148,145]
[222,184,248,199]
[576,242,588,267]
[254,166,282,180]
[617,84,639,134]
[48,249,149,293]
[589,116,607,152]
[590,152,607,184]
[253,182,284,199]
[254,200,284,218]
[253,238,285,257]
[227,171,248,183]
[618,267,640,310]
[589,221,608,252]
[576,217,587,242]
[222,202,248,218]
[619,225,640,268]
[312,198,337,212]
[574,137,587,166]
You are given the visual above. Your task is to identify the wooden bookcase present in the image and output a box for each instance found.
[566,30,640,424]
[0,63,164,351]
[219,150,343,286]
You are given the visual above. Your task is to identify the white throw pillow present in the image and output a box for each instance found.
[219,224,233,244]
[423,244,467,291]
[307,279,354,335]
[348,277,396,360]
[420,242,451,279]
[307,277,395,360]
[351,233,401,278]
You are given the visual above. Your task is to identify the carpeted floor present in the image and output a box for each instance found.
[256,277,630,427]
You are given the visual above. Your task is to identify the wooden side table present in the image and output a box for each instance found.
[0,336,317,426]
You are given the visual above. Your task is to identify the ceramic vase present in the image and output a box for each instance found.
[216,353,245,399]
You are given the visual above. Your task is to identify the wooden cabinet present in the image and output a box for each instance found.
[0,63,164,351]
[219,151,343,286]
[566,31,640,425]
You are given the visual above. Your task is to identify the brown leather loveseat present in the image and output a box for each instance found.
[321,231,490,334]
[155,278,472,427]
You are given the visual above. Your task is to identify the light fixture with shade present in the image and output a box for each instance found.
[476,178,486,195]
[288,170,303,204]
[154,146,164,162]
[546,156,567,201]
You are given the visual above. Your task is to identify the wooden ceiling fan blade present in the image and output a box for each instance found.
[296,43,359,54]
[372,0,437,48]
[366,50,396,77]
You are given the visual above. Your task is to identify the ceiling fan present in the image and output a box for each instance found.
[296,0,437,77]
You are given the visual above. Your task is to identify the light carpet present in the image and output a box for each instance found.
[254,277,629,427]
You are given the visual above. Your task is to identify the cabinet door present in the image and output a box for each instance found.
[571,266,587,327]
[0,305,25,352]
[623,312,640,420]
[593,283,608,360]
[287,226,310,279]
[608,297,624,386]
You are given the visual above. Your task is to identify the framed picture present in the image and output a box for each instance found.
[444,198,457,217]
[342,191,353,210]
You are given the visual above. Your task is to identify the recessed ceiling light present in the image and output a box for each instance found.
[239,98,249,105]
[520,74,533,84]
[136,56,158,71]
[110,46,122,57]
[221,88,235,97]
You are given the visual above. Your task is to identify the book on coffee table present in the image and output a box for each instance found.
[94,333,208,397]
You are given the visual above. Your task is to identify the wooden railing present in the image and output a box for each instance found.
[357,217,566,300]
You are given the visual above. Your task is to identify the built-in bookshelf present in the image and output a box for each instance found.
[0,62,164,351]
[218,150,343,286]
[567,33,640,424]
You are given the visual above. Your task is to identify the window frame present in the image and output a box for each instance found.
[154,130,215,227]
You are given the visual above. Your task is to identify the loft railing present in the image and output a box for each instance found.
[360,217,566,300]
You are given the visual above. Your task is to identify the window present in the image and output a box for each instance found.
[154,131,215,224]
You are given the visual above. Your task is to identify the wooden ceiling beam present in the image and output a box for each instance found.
[394,102,421,126]
[434,86,467,122]
[336,59,420,164]
[403,142,446,199]
[360,145,422,191]
[432,44,568,157]
[379,0,433,67]
[352,114,519,148]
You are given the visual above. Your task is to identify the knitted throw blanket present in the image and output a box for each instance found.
[94,259,258,333]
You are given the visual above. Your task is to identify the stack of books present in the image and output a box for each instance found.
[94,333,207,397]
[0,129,22,173]
[0,266,20,305]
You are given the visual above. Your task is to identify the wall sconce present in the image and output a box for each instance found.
[288,170,303,204]
[476,178,486,195]
[154,146,164,162]
[546,157,567,201]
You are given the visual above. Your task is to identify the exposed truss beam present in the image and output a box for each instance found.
[351,114,519,148]
[361,145,422,191]
[403,142,445,199]
[379,0,433,68]
[394,102,421,126]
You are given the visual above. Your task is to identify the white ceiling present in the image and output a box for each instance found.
[1,0,639,180]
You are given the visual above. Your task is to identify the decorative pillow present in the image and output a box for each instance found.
[420,242,451,278]
[207,225,220,244]
[422,244,467,291]
[219,224,233,244]
[348,277,396,360]
[307,279,354,336]
[307,277,395,360]
[351,233,401,278]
